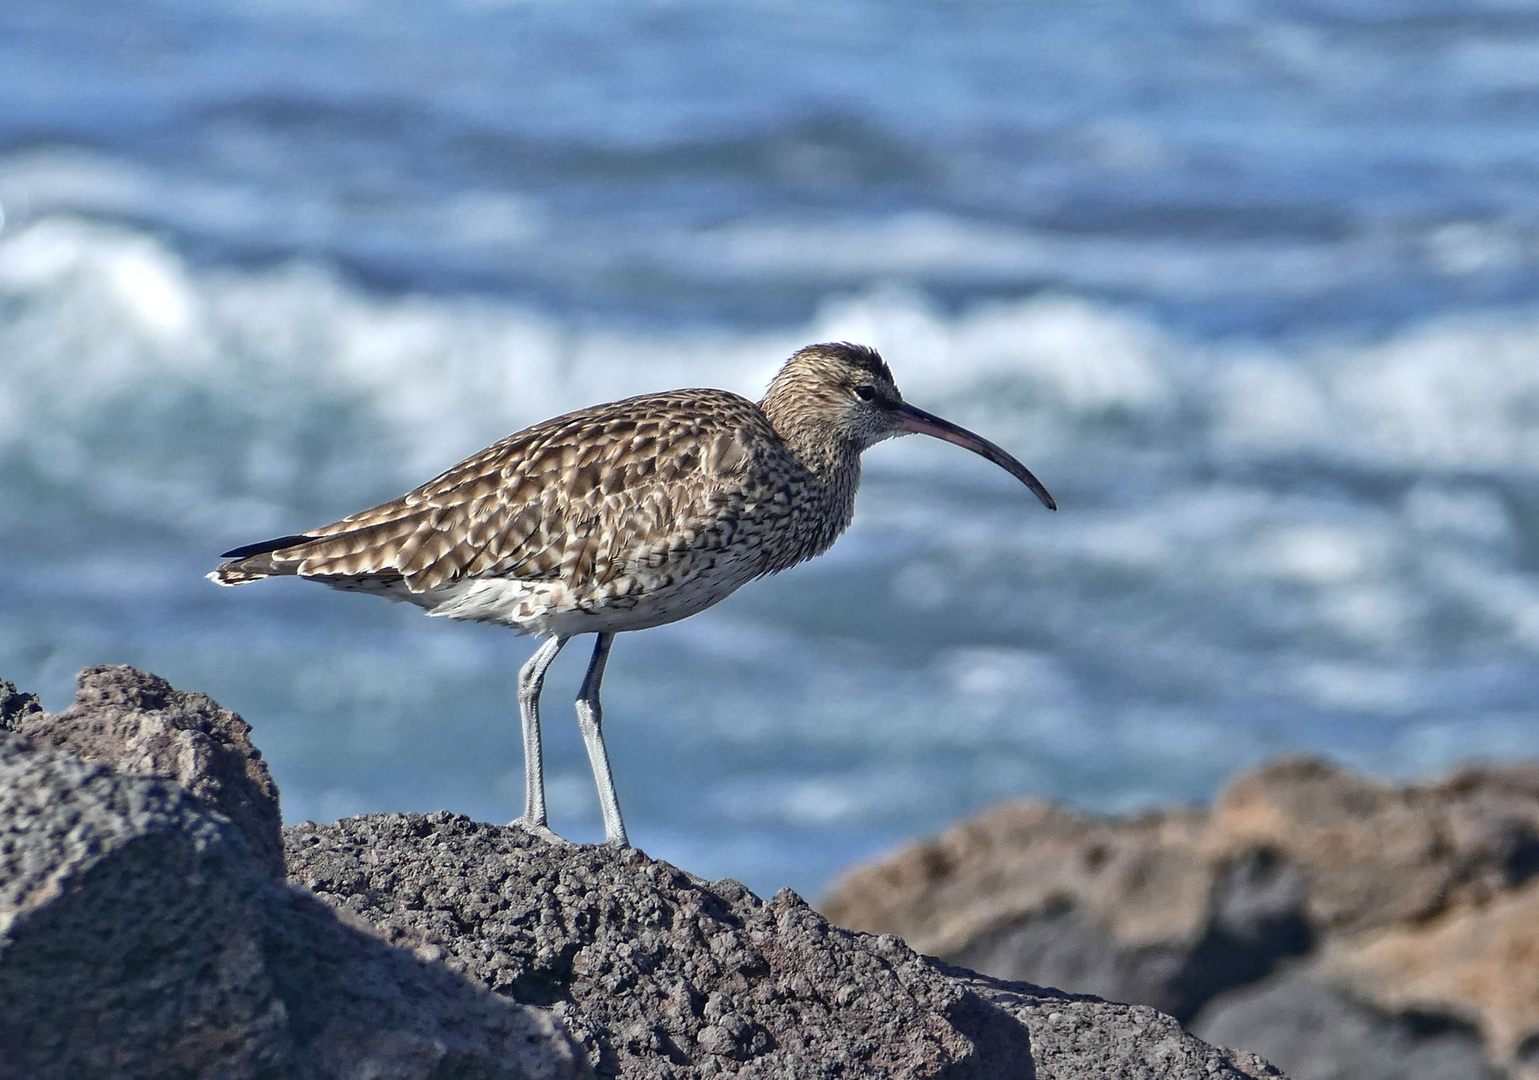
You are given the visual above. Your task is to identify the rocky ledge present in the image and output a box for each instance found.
[1,665,1283,1079]
[822,757,1539,1080]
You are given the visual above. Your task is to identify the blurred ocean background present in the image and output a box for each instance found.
[3,0,1539,898]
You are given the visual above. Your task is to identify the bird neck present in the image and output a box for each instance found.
[758,386,864,568]
[758,380,863,479]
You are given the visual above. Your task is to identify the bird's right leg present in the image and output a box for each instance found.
[514,634,568,845]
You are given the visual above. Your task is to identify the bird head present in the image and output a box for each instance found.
[760,342,1056,510]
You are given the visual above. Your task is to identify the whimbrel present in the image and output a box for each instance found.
[211,342,1054,846]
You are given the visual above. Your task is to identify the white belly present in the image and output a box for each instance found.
[330,550,765,639]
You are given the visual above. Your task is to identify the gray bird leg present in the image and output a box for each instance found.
[575,632,629,847]
[514,634,568,844]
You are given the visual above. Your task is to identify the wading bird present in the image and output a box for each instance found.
[212,342,1054,846]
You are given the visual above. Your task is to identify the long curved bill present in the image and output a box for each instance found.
[894,402,1057,511]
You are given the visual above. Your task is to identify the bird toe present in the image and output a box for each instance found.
[510,818,577,848]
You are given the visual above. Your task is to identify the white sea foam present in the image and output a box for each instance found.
[1215,318,1539,472]
[5,215,1539,511]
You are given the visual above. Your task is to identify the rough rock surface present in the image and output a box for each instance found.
[0,680,43,728]
[821,756,1539,1080]
[2,666,286,878]
[286,813,1285,1080]
[0,726,589,1080]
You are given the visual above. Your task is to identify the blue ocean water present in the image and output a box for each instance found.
[3,0,1539,898]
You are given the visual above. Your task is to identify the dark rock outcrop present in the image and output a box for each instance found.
[0,666,1286,1079]
[3,666,285,878]
[287,812,1283,1080]
[0,681,43,728]
[0,726,589,1080]
[821,756,1539,1080]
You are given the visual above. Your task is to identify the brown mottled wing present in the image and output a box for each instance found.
[267,389,774,593]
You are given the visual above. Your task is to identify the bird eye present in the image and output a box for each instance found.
[854,384,877,402]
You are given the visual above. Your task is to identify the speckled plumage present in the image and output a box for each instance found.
[212,342,1054,846]
[214,383,867,637]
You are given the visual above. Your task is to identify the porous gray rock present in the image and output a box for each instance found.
[0,727,590,1080]
[286,812,1285,1080]
[6,665,286,878]
[947,966,1284,1080]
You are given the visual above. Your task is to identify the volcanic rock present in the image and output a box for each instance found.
[0,726,588,1080]
[286,811,1284,1080]
[3,665,286,878]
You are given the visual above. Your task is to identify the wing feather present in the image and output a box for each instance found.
[216,389,778,595]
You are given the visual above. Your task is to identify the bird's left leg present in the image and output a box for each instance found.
[575,632,629,847]
[513,634,569,845]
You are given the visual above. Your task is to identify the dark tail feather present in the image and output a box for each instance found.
[220,533,317,559]
[209,533,317,586]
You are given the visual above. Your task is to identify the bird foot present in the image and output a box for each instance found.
[511,818,576,847]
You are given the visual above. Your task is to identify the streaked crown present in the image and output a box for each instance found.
[759,342,905,456]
